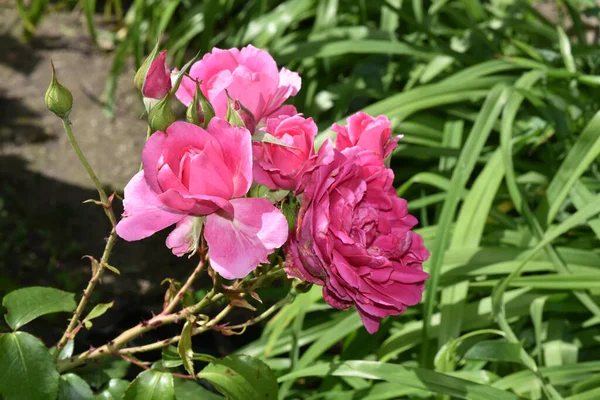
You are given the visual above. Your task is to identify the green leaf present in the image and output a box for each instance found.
[52,339,75,361]
[83,302,114,330]
[543,110,600,224]
[94,379,130,400]
[58,373,93,400]
[463,340,523,364]
[197,355,278,400]
[421,85,508,364]
[278,360,520,400]
[0,332,60,400]
[123,370,175,400]
[2,286,76,330]
[177,320,195,376]
[173,378,222,400]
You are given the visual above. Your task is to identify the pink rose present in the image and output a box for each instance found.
[116,119,288,279]
[286,146,429,333]
[332,112,399,158]
[253,115,317,191]
[176,45,301,126]
[142,50,171,100]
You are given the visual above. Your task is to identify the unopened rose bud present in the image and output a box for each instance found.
[142,50,171,100]
[148,95,176,132]
[134,44,159,92]
[225,92,256,132]
[234,99,257,133]
[186,81,215,128]
[45,61,73,118]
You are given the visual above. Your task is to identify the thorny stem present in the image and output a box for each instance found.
[56,266,290,371]
[161,253,205,316]
[57,289,220,372]
[119,293,294,355]
[55,118,119,357]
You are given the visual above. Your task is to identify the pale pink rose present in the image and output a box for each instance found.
[332,112,399,158]
[142,50,171,100]
[286,148,429,334]
[116,119,288,279]
[176,45,301,126]
[253,115,317,190]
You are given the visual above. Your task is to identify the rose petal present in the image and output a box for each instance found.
[116,171,186,241]
[166,215,203,257]
[142,50,171,100]
[206,118,253,197]
[204,198,288,279]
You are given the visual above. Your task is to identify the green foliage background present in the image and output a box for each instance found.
[11,0,600,398]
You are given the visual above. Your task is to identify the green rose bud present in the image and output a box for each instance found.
[225,91,256,132]
[45,61,73,118]
[186,81,215,128]
[148,94,176,133]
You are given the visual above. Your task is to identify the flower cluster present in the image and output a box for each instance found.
[117,45,429,333]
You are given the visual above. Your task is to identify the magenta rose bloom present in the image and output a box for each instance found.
[253,114,317,190]
[116,119,288,279]
[285,145,429,333]
[176,45,301,126]
[332,112,399,158]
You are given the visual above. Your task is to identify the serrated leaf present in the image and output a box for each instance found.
[174,378,222,400]
[123,370,175,400]
[0,332,60,400]
[197,355,278,400]
[2,286,76,330]
[94,379,130,400]
[58,373,93,400]
[178,320,195,376]
[83,302,114,329]
[51,339,74,361]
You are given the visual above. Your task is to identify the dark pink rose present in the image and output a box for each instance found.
[176,45,301,125]
[285,147,429,333]
[142,50,172,100]
[253,115,317,190]
[116,119,288,279]
[332,112,399,158]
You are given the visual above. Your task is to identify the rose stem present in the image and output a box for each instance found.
[55,117,119,357]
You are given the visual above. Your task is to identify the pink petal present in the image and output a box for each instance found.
[357,308,381,334]
[188,140,234,198]
[265,105,298,120]
[176,48,240,107]
[116,171,186,241]
[166,215,203,257]
[237,45,279,78]
[142,123,210,193]
[206,118,253,197]
[265,68,301,116]
[142,50,171,100]
[204,198,288,279]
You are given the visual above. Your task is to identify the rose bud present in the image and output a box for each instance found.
[45,61,73,118]
[186,80,215,128]
[148,95,176,133]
